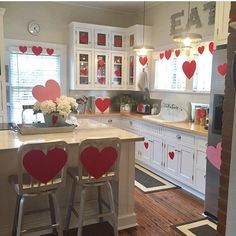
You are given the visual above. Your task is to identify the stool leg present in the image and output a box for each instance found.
[48,194,57,235]
[106,182,118,236]
[77,186,86,236]
[51,193,63,236]
[12,195,21,236]
[65,178,77,230]
[98,185,103,223]
[16,196,25,236]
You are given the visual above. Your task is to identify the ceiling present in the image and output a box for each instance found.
[64,1,158,14]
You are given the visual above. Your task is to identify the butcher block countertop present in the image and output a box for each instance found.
[72,112,208,137]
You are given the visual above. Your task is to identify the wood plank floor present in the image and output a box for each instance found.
[44,187,204,236]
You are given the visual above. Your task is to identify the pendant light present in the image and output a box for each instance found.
[133,1,154,56]
[173,1,202,48]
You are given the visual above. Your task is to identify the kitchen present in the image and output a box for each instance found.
[0,1,235,236]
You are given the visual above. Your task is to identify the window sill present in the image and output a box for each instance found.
[150,89,210,95]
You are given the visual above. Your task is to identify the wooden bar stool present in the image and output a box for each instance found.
[65,137,121,236]
[8,140,68,236]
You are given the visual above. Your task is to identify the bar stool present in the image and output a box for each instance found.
[65,137,121,236]
[8,140,69,236]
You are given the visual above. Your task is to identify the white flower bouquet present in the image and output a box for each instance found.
[33,96,78,116]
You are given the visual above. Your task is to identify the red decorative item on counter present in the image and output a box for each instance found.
[209,42,214,54]
[137,104,143,113]
[217,63,227,76]
[175,49,180,57]
[23,148,67,184]
[198,46,205,54]
[168,152,175,160]
[32,46,43,56]
[165,49,172,60]
[206,142,222,170]
[139,56,148,66]
[95,98,110,113]
[46,48,54,55]
[160,52,164,59]
[182,60,196,79]
[19,46,27,53]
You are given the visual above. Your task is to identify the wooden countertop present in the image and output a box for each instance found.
[72,112,208,137]
[0,119,143,151]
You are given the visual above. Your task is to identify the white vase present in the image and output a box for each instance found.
[43,112,66,127]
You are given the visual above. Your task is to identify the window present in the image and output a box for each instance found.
[6,41,66,123]
[154,42,213,92]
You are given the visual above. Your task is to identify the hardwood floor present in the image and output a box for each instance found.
[44,187,204,236]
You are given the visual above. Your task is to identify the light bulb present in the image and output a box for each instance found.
[138,47,147,56]
[183,37,192,47]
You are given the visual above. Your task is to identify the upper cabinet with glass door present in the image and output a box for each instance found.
[111,53,125,89]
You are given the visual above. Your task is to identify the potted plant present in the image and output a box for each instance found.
[111,95,136,113]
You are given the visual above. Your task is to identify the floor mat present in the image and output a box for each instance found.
[135,164,178,193]
[172,218,217,236]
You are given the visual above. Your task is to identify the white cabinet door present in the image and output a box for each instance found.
[153,137,164,171]
[164,138,179,177]
[94,29,110,49]
[75,26,93,48]
[214,1,231,46]
[111,31,125,51]
[178,145,194,185]
[140,135,154,163]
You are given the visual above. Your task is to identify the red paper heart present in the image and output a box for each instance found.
[197,109,206,118]
[80,146,117,179]
[46,48,54,55]
[115,69,121,76]
[19,46,27,53]
[169,152,175,160]
[165,49,172,60]
[80,34,88,44]
[144,142,149,149]
[23,148,67,184]
[95,98,110,113]
[137,104,143,112]
[32,80,61,102]
[198,46,205,54]
[209,42,214,54]
[175,49,180,57]
[98,59,105,66]
[32,46,43,56]
[182,60,196,79]
[98,77,105,85]
[139,56,148,66]
[114,38,122,47]
[217,63,227,76]
[206,142,222,170]
[80,68,88,75]
[52,115,58,125]
[98,35,105,45]
[160,53,164,59]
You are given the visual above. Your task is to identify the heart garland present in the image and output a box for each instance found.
[209,42,214,54]
[206,142,222,170]
[175,49,180,57]
[19,46,27,53]
[95,98,110,113]
[19,46,55,56]
[32,46,43,56]
[139,56,148,66]
[160,52,164,59]
[198,46,205,54]
[217,63,227,76]
[165,49,172,60]
[46,48,54,55]
[182,60,196,79]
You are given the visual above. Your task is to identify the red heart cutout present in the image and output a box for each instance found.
[32,46,43,56]
[98,77,105,85]
[114,38,122,47]
[98,35,106,45]
[95,98,110,113]
[98,59,105,66]
[165,49,172,60]
[206,142,222,170]
[197,109,206,118]
[169,152,175,160]
[209,42,214,54]
[80,146,117,179]
[217,63,227,76]
[137,104,143,112]
[182,60,196,79]
[115,69,121,76]
[32,80,61,102]
[198,46,205,54]
[144,142,149,149]
[160,53,164,59]
[46,48,54,55]
[52,115,58,125]
[19,46,27,53]
[175,49,180,57]
[139,56,148,66]
[80,34,88,44]
[80,68,88,75]
[23,148,67,184]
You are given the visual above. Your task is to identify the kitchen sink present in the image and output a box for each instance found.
[142,115,187,123]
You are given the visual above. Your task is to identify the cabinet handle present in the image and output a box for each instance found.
[148,140,153,143]
[175,149,181,153]
[129,121,133,126]
[164,162,165,167]
[176,134,181,140]
[108,119,112,123]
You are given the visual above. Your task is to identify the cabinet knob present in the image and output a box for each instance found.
[176,134,181,140]
[108,119,112,123]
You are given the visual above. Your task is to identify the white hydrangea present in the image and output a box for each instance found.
[40,100,57,114]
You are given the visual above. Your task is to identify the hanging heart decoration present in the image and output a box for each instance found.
[114,38,122,47]
[168,152,175,160]
[98,35,106,45]
[32,46,43,56]
[217,63,227,76]
[209,42,214,54]
[80,68,88,75]
[80,146,117,179]
[23,148,67,184]
[144,142,149,149]
[139,56,148,66]
[80,34,88,44]
[206,142,222,170]
[182,60,196,79]
[198,46,205,54]
[175,49,180,57]
[95,98,110,113]
[98,59,105,66]
[160,52,164,59]
[165,49,172,60]
[19,46,27,54]
[46,48,54,55]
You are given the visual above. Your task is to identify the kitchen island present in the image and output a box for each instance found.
[0,119,143,235]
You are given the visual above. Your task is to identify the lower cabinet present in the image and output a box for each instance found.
[152,137,164,171]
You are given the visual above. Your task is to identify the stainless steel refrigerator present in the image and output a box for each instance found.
[204,46,226,220]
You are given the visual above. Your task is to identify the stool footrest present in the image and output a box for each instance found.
[21,223,59,234]
[85,211,115,220]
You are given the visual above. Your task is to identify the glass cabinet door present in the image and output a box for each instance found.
[95,52,109,87]
[76,50,92,88]
[111,32,125,50]
[75,27,93,48]
[94,30,110,49]
[111,53,124,88]
[127,55,135,88]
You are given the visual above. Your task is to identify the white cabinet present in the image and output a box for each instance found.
[214,1,231,46]
[0,8,6,122]
[153,136,164,171]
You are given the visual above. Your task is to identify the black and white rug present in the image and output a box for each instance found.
[172,218,217,236]
[135,164,178,193]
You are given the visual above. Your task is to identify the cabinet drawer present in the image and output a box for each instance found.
[165,129,195,145]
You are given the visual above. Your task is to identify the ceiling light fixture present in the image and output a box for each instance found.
[173,2,202,48]
[133,2,154,56]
